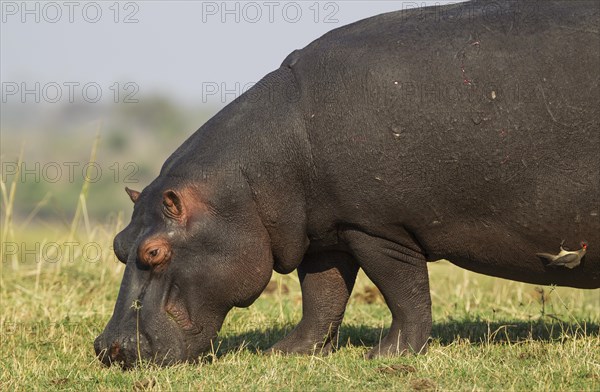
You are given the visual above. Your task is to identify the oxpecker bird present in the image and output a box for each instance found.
[537,242,588,269]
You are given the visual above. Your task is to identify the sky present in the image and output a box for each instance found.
[1,1,460,107]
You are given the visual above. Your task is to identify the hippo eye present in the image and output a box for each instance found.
[138,237,171,270]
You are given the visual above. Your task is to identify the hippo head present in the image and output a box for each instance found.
[94,175,274,368]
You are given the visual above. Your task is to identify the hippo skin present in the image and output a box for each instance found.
[95,0,599,367]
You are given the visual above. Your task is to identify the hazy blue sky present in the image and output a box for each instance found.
[2,1,459,107]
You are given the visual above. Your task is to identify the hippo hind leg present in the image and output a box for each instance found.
[341,228,432,357]
[268,251,359,355]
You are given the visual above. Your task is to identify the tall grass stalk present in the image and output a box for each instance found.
[18,192,51,231]
[63,129,101,273]
[1,143,24,273]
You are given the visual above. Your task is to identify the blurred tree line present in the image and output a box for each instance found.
[1,96,215,225]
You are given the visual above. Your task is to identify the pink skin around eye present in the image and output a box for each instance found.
[138,237,172,269]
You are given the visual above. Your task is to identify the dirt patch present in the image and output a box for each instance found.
[410,378,437,391]
[377,364,417,375]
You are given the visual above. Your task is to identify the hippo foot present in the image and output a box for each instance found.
[365,341,426,359]
[267,326,335,355]
[267,251,358,356]
[365,328,430,359]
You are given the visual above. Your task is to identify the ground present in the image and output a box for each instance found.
[1,242,598,391]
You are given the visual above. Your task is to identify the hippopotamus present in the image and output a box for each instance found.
[94,0,600,368]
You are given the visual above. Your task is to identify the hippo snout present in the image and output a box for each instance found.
[94,332,151,369]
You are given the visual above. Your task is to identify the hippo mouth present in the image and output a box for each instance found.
[165,284,202,335]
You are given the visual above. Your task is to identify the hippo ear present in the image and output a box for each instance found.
[125,187,140,203]
[162,187,208,224]
[162,190,184,221]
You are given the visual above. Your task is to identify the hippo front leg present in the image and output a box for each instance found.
[341,229,432,357]
[269,251,359,355]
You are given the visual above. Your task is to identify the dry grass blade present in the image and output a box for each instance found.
[63,127,101,272]
[18,191,52,231]
[1,143,24,272]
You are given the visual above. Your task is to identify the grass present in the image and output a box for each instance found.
[1,258,598,391]
[1,142,599,391]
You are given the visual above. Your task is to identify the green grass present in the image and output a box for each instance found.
[1,141,599,391]
[1,247,598,391]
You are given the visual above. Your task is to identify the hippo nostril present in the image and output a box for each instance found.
[109,341,122,361]
[94,332,153,368]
